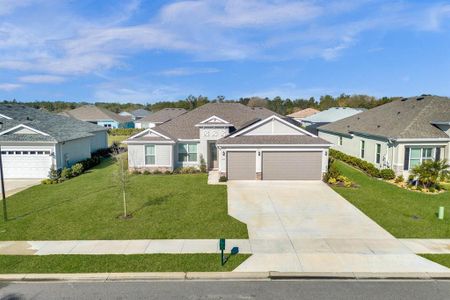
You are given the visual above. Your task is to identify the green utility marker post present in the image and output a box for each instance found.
[219,238,226,266]
[438,206,445,220]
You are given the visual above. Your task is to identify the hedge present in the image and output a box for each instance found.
[108,128,144,136]
[329,149,381,178]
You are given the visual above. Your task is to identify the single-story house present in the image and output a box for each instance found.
[134,108,186,129]
[302,107,366,135]
[119,109,151,121]
[62,105,134,128]
[125,103,330,180]
[318,96,450,176]
[287,108,319,123]
[0,105,108,179]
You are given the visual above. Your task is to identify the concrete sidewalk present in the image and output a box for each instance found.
[5,179,41,197]
[400,239,450,254]
[0,239,252,255]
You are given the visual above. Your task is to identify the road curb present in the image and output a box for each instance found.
[0,272,449,282]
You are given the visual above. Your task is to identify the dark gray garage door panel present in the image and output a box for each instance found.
[227,151,256,180]
[262,151,322,180]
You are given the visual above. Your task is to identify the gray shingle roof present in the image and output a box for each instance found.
[139,108,187,124]
[217,135,331,145]
[154,103,281,139]
[318,96,450,139]
[63,105,132,123]
[131,109,151,118]
[0,104,107,143]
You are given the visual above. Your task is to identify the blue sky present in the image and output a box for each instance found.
[0,0,450,103]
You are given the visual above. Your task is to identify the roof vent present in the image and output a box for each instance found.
[377,125,381,128]
[397,111,401,115]
[401,97,408,101]
[416,97,424,101]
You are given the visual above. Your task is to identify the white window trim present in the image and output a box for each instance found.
[409,147,435,169]
[177,143,198,163]
[360,140,365,159]
[375,143,381,164]
[144,144,156,166]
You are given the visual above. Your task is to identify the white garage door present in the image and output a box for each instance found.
[262,151,322,180]
[1,150,53,179]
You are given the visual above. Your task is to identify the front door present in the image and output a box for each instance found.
[209,142,218,170]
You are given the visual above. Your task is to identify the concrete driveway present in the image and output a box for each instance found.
[228,181,449,273]
[5,179,41,197]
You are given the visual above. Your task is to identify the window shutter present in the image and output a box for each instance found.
[436,147,441,161]
[404,147,410,170]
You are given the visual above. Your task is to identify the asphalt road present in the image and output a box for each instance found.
[1,280,450,300]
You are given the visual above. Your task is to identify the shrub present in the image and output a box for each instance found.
[164,170,172,175]
[219,176,227,182]
[394,175,404,183]
[60,167,73,181]
[329,149,381,178]
[380,169,396,180]
[327,177,337,185]
[411,159,450,189]
[323,158,341,182]
[132,170,141,175]
[41,179,52,185]
[199,155,207,173]
[71,163,84,177]
[428,187,436,193]
[174,167,200,174]
[153,169,162,174]
[143,170,151,175]
[48,165,60,181]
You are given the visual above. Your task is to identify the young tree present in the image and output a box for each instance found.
[112,147,130,218]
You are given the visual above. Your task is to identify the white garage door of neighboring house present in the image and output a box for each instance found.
[262,151,322,180]
[227,151,256,180]
[1,150,53,179]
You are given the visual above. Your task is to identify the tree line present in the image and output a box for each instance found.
[2,94,400,115]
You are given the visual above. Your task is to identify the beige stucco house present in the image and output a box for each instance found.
[125,103,331,180]
[318,96,450,177]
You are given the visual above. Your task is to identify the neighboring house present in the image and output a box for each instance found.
[125,103,330,180]
[302,107,366,134]
[287,108,319,123]
[135,108,186,129]
[119,109,151,121]
[318,96,450,176]
[62,105,134,128]
[0,105,108,179]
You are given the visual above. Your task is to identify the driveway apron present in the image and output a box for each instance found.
[227,180,450,273]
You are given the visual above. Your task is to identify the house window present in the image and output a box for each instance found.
[409,147,434,169]
[339,136,343,146]
[145,145,155,165]
[360,140,365,158]
[375,144,381,164]
[178,143,197,162]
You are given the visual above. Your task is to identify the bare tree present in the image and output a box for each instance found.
[112,147,130,218]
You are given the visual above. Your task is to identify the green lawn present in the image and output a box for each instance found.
[332,161,450,238]
[420,254,450,269]
[0,159,248,240]
[0,254,250,273]
[108,135,129,146]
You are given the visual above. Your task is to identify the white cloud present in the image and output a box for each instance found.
[0,83,22,91]
[0,0,447,78]
[159,67,219,76]
[0,0,34,16]
[18,74,65,84]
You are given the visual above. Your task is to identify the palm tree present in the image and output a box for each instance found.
[411,159,449,188]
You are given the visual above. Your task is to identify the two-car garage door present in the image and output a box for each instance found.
[227,151,322,180]
[1,150,53,179]
[262,151,322,180]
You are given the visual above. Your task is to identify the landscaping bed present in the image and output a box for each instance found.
[0,159,248,240]
[332,161,450,238]
[0,254,250,273]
